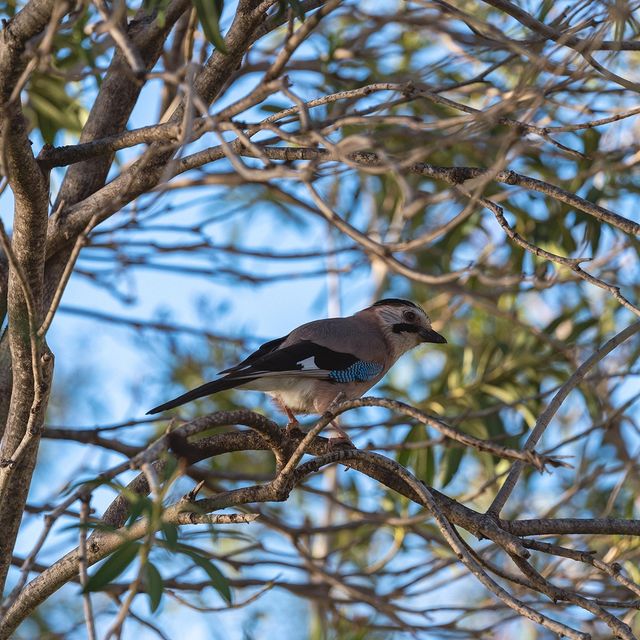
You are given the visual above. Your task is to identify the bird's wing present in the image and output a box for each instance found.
[218,334,289,374]
[232,340,383,381]
[146,340,383,415]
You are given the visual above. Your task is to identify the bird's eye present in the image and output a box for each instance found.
[403,311,417,322]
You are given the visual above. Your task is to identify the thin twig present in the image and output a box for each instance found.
[488,320,640,516]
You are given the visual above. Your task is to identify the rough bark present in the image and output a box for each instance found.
[0,111,53,590]
[0,0,59,592]
[0,0,57,436]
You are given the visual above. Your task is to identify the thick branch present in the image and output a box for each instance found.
[5,402,640,636]
[0,0,59,591]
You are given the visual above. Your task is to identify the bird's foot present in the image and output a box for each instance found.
[327,435,356,450]
[281,402,302,434]
[285,418,301,435]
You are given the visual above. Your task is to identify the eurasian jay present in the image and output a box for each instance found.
[147,299,446,428]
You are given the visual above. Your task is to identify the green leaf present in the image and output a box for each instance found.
[192,0,227,52]
[84,541,141,592]
[181,548,232,603]
[398,425,434,486]
[440,447,464,488]
[0,1,17,18]
[26,75,86,144]
[397,434,412,469]
[144,561,164,613]
[415,443,435,487]
[161,522,179,550]
[261,102,289,113]
[537,0,554,21]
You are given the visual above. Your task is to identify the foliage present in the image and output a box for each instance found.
[1,1,640,639]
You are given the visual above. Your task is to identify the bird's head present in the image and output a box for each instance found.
[363,298,446,358]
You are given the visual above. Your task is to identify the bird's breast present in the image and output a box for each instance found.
[266,378,378,414]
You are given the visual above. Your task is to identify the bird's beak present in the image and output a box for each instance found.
[419,327,447,344]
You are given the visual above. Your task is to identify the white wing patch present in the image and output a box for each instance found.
[297,356,320,371]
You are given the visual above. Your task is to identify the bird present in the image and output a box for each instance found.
[147,299,446,437]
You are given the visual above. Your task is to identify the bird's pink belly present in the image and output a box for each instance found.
[269,380,373,414]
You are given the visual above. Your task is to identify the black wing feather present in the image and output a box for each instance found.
[247,340,358,372]
[147,340,359,415]
[219,334,288,374]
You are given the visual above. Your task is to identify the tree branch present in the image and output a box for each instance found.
[488,320,640,516]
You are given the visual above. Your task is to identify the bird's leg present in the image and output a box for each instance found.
[281,402,300,433]
[328,419,355,449]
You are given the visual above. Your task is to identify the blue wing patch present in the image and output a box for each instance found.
[329,361,383,383]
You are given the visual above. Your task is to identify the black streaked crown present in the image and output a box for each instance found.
[372,298,421,310]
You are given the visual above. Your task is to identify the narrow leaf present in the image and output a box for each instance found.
[161,522,179,550]
[144,561,164,613]
[192,0,227,52]
[441,447,464,488]
[183,549,232,603]
[416,443,435,487]
[84,541,141,592]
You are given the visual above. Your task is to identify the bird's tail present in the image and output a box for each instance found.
[146,375,256,415]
